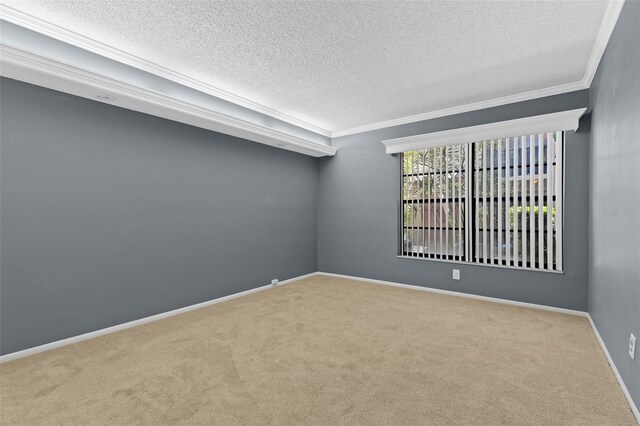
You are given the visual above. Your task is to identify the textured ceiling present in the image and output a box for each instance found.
[3,1,610,132]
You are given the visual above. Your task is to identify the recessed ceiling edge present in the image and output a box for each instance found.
[0,1,624,139]
[0,42,337,157]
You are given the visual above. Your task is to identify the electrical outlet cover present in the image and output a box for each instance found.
[630,333,636,360]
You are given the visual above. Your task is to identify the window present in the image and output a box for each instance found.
[401,131,563,271]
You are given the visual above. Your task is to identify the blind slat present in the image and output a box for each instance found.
[513,138,520,266]
[521,136,528,267]
[482,141,488,263]
[458,147,463,260]
[547,133,553,269]
[445,146,449,259]
[529,135,536,267]
[475,144,480,263]
[537,134,544,268]
[505,137,511,266]
[490,140,495,263]
[498,138,503,265]
[433,147,437,258]
[555,132,563,271]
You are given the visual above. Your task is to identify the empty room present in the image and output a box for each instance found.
[0,0,638,424]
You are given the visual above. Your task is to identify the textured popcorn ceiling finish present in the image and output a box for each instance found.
[4,1,610,132]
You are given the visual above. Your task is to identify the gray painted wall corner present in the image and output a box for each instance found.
[588,0,640,409]
[318,90,591,311]
[0,77,319,355]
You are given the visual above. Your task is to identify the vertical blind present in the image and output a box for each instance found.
[402,131,563,271]
[402,145,468,261]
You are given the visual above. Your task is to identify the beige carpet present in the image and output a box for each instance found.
[0,275,636,425]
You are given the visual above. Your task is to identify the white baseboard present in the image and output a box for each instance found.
[2,270,636,421]
[317,272,638,422]
[316,272,588,317]
[587,315,640,423]
[0,272,318,363]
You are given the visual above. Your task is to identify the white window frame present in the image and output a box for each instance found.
[387,109,586,273]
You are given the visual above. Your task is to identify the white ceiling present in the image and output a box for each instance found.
[2,1,614,134]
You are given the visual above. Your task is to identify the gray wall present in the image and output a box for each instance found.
[588,1,640,408]
[318,90,590,311]
[0,77,318,355]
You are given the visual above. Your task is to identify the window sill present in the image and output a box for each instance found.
[396,255,564,274]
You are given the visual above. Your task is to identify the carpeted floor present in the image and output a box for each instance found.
[0,275,636,425]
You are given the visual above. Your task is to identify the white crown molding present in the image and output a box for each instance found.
[0,43,337,157]
[332,81,588,138]
[0,273,319,363]
[381,108,586,154]
[333,0,624,139]
[583,0,625,88]
[0,1,624,140]
[0,4,332,138]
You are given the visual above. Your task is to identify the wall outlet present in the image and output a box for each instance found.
[629,333,636,360]
[271,279,279,286]
[452,269,460,280]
